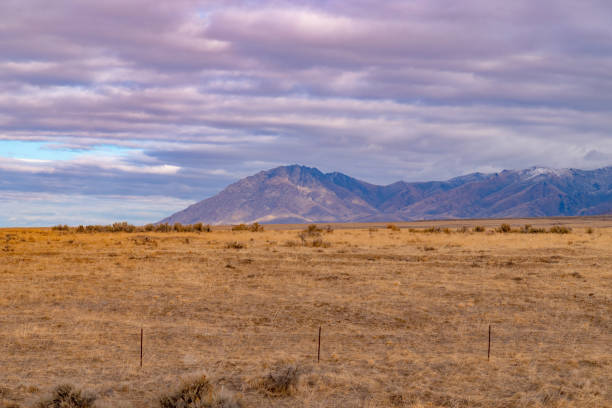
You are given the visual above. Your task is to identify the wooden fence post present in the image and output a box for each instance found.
[487,324,491,361]
[317,326,321,363]
[140,327,143,368]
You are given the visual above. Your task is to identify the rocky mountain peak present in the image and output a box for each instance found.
[160,165,612,224]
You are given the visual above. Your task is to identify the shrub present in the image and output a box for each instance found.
[181,223,196,232]
[586,227,594,234]
[252,364,300,397]
[304,224,322,235]
[111,222,135,233]
[298,225,323,242]
[210,388,242,408]
[423,227,441,233]
[549,225,572,234]
[308,238,331,248]
[160,375,241,408]
[456,226,469,233]
[160,376,211,408]
[231,223,264,232]
[473,226,486,232]
[36,385,96,408]
[225,241,245,249]
[386,224,400,232]
[193,222,211,232]
[52,222,212,234]
[520,224,546,233]
[156,223,172,233]
[497,223,512,233]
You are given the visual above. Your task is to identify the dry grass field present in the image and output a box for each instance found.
[1,218,611,407]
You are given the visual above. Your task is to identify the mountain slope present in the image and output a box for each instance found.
[160,165,612,224]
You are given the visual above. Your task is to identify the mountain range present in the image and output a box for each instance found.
[160,165,612,225]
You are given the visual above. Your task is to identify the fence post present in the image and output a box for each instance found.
[140,327,143,368]
[487,324,491,361]
[317,326,321,363]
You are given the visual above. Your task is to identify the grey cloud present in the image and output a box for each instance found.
[0,0,611,226]
[0,191,195,227]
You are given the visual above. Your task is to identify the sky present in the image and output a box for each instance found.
[1,0,611,226]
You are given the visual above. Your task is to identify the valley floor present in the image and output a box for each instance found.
[1,219,611,407]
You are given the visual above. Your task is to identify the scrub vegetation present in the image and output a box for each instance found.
[1,217,610,407]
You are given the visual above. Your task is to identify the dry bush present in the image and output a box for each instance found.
[160,376,211,408]
[302,225,322,236]
[173,223,189,232]
[549,225,572,234]
[36,385,96,408]
[306,238,331,248]
[111,222,136,233]
[423,226,442,233]
[85,225,104,233]
[298,231,331,247]
[156,223,173,232]
[194,222,212,232]
[497,223,512,233]
[456,226,469,233]
[386,224,400,232]
[231,223,263,232]
[586,227,594,234]
[283,240,299,247]
[473,225,486,232]
[249,222,264,232]
[159,375,241,408]
[298,225,334,243]
[520,224,546,233]
[62,222,209,234]
[298,225,323,245]
[251,364,300,397]
[225,241,245,249]
[209,388,242,408]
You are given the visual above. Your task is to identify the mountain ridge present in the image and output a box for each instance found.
[160,164,612,224]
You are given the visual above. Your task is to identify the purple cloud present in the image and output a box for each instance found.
[0,0,611,225]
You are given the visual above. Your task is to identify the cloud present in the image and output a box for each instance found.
[0,0,611,225]
[0,191,194,226]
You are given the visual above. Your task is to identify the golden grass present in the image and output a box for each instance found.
[0,218,610,407]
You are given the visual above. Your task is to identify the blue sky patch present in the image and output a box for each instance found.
[0,140,132,161]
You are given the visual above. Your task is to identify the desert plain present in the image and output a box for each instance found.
[1,217,611,407]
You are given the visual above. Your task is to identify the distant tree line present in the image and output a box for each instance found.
[51,221,267,233]
[52,222,213,233]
